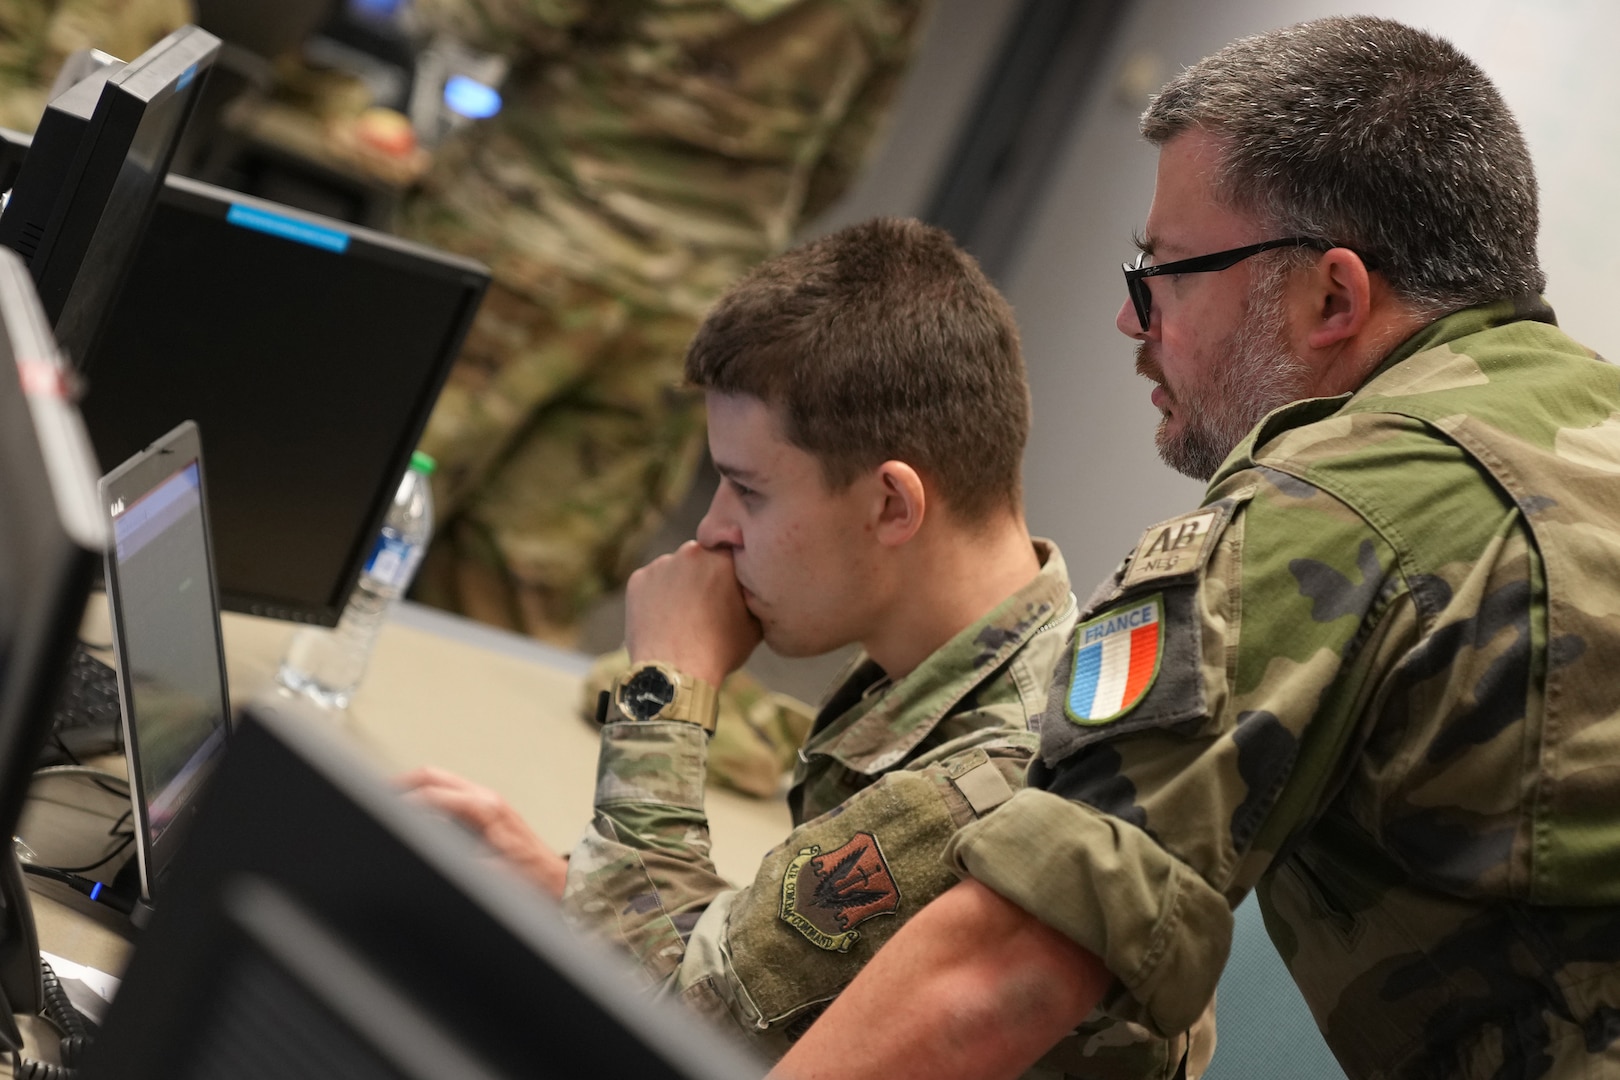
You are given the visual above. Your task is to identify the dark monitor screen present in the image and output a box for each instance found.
[78,175,488,625]
[81,700,765,1080]
[0,25,220,367]
[0,247,104,1018]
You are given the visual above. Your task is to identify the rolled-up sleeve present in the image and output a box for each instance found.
[945,788,1234,1037]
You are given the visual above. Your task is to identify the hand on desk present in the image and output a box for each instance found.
[399,767,567,899]
[625,540,761,687]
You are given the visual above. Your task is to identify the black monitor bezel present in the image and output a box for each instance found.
[0,25,220,367]
[47,25,220,367]
[0,247,106,1019]
[0,248,105,838]
[80,174,488,626]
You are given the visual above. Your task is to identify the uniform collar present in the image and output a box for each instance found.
[1208,296,1559,489]
[803,539,1073,774]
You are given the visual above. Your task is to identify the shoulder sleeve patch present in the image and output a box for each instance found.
[779,832,900,953]
[1065,594,1163,726]
[1119,506,1224,590]
[1037,583,1213,767]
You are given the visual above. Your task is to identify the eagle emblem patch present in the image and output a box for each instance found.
[1066,594,1163,726]
[779,832,901,952]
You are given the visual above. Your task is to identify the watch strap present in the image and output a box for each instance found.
[613,663,720,733]
[671,672,720,734]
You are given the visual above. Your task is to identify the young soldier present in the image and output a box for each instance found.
[409,217,1212,1078]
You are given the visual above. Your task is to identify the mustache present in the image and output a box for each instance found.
[1135,343,1164,385]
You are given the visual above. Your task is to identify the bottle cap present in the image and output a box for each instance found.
[409,451,437,476]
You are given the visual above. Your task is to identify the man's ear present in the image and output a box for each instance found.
[1304,247,1373,350]
[873,461,926,547]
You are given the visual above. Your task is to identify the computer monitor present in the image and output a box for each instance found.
[81,699,765,1080]
[78,174,488,625]
[0,25,220,366]
[0,247,106,1022]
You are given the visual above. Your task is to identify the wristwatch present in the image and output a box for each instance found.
[609,661,720,733]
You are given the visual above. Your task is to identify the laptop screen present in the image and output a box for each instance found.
[103,422,230,899]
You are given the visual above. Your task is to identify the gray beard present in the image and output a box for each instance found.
[1152,268,1312,481]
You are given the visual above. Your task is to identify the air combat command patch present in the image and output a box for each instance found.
[1066,594,1163,726]
[779,831,901,952]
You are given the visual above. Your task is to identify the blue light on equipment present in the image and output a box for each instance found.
[349,0,405,17]
[90,881,104,901]
[444,75,502,120]
[227,204,351,254]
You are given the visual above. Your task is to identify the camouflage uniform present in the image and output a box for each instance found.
[397,0,931,640]
[561,541,1215,1077]
[948,300,1620,1079]
[0,0,190,132]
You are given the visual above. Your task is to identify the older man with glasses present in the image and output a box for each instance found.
[772,15,1620,1080]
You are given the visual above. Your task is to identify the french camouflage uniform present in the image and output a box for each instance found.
[562,542,1216,1077]
[396,0,931,641]
[0,0,189,132]
[948,300,1620,1079]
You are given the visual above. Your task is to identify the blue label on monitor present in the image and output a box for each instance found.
[178,63,198,91]
[226,205,351,253]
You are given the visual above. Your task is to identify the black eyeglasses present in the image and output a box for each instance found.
[1122,237,1330,331]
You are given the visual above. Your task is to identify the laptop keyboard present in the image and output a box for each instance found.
[44,643,124,763]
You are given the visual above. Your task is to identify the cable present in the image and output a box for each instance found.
[38,962,95,1073]
[29,766,128,795]
[29,834,133,876]
[31,766,127,790]
[12,1050,76,1079]
[32,756,128,800]
[107,807,132,836]
[39,963,91,1043]
[18,864,134,915]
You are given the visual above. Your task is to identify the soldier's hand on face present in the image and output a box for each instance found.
[398,766,568,899]
[625,539,762,688]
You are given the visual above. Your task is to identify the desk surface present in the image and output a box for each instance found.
[228,603,794,886]
[21,601,794,1053]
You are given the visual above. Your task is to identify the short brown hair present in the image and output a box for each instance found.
[1143,15,1544,313]
[685,217,1029,522]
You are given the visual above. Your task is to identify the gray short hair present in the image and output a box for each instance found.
[1142,15,1544,313]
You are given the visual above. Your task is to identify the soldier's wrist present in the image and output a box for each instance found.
[609,660,720,733]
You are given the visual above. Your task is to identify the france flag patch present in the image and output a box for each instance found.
[1066,595,1163,726]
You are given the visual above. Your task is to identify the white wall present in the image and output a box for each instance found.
[810,0,1023,236]
[1009,0,1620,594]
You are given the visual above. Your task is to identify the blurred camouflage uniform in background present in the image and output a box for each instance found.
[394,0,933,642]
[0,0,189,132]
[950,300,1620,1076]
[2,0,934,645]
[561,542,1217,1077]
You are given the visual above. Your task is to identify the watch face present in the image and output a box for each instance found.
[621,666,676,721]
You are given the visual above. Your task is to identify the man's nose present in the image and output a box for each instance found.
[1117,295,1149,340]
[696,485,740,549]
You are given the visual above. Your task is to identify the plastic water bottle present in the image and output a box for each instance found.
[275,451,436,709]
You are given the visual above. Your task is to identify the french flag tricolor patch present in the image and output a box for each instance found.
[1066,595,1163,725]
